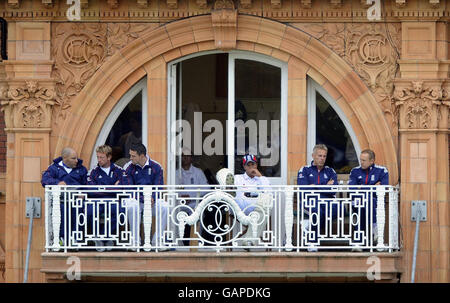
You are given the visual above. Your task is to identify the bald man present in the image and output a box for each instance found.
[42,147,88,246]
[42,147,88,186]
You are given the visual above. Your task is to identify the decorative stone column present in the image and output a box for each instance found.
[394,21,449,282]
[0,21,54,283]
[394,79,449,283]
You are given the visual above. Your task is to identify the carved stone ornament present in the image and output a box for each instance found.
[393,81,444,130]
[7,0,19,9]
[51,22,152,125]
[1,81,56,129]
[51,23,107,123]
[212,0,237,51]
[345,23,400,94]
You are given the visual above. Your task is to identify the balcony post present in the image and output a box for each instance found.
[51,187,61,251]
[376,186,386,251]
[284,187,294,251]
[143,187,152,251]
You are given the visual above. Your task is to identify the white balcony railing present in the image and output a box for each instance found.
[44,185,400,253]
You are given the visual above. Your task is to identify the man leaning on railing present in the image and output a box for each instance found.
[348,149,389,251]
[41,147,88,247]
[122,143,169,250]
[296,144,338,252]
[87,144,127,251]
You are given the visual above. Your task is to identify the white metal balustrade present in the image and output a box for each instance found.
[44,185,400,253]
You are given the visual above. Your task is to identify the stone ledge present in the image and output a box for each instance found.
[41,251,403,282]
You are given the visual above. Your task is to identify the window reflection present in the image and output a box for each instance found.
[315,92,358,173]
[106,91,143,167]
[234,59,281,177]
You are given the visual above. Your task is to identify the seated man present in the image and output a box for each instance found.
[349,149,389,249]
[175,147,209,245]
[41,147,88,246]
[123,143,168,249]
[87,145,127,251]
[297,144,338,251]
[234,154,272,246]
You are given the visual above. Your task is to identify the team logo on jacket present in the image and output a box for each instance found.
[99,175,102,179]
[371,175,375,181]
[148,168,152,175]
[324,173,328,179]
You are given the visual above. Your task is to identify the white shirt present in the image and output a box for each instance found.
[59,161,72,174]
[175,165,209,200]
[100,166,111,176]
[234,173,270,215]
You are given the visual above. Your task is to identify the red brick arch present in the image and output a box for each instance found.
[54,14,399,184]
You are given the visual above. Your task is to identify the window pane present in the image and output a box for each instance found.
[106,91,142,167]
[235,59,281,177]
[315,91,358,174]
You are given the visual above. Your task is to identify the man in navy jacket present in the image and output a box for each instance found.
[348,149,389,246]
[297,144,338,251]
[41,147,88,245]
[123,143,168,248]
[86,145,127,251]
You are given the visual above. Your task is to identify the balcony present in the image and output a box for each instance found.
[41,185,403,282]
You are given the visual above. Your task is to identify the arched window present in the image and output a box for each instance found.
[307,78,361,174]
[90,77,147,169]
[168,51,288,185]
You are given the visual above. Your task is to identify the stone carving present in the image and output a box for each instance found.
[1,81,55,129]
[271,0,281,9]
[106,23,150,57]
[345,23,400,94]
[214,0,234,9]
[196,0,208,9]
[300,0,312,8]
[240,0,252,9]
[7,0,19,9]
[394,81,444,129]
[295,23,346,57]
[167,0,178,9]
[395,0,406,8]
[51,22,153,124]
[107,0,119,9]
[51,23,107,122]
[137,0,148,8]
[212,0,237,50]
[346,23,401,135]
[330,0,342,8]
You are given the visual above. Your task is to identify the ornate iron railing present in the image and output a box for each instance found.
[44,185,400,253]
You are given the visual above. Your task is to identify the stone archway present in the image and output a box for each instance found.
[53,13,399,184]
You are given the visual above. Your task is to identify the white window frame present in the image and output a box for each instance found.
[167,51,288,185]
[307,77,361,166]
[90,77,148,169]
